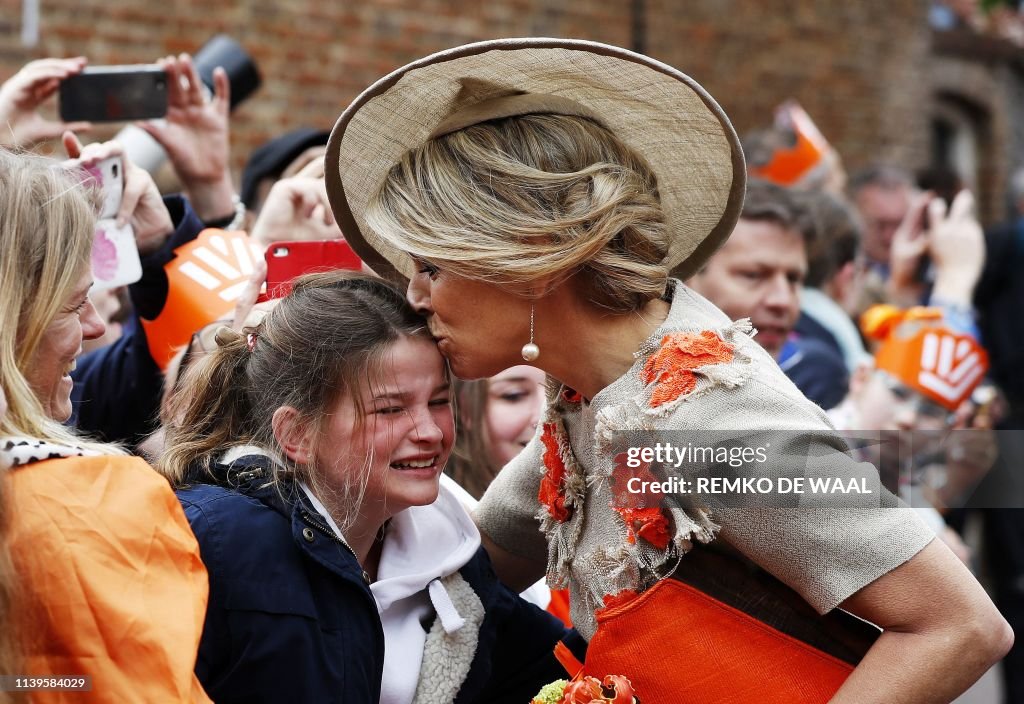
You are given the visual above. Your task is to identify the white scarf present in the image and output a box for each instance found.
[300,476,483,704]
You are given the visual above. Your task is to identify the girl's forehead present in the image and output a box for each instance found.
[360,337,447,395]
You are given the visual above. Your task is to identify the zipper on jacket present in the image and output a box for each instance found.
[299,510,372,585]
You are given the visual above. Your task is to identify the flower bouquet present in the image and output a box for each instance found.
[532,674,639,704]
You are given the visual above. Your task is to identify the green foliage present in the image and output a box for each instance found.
[533,680,569,704]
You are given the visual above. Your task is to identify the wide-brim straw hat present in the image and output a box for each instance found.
[325,37,746,284]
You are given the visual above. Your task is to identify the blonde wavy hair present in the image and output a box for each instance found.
[0,149,116,455]
[366,114,670,312]
[0,149,111,703]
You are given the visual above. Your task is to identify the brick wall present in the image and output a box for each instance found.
[643,0,932,177]
[0,0,632,177]
[0,0,956,200]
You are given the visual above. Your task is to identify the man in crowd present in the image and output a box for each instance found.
[687,178,848,408]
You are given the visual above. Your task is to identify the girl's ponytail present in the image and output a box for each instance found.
[158,327,254,486]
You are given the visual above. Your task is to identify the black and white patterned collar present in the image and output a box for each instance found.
[0,437,98,471]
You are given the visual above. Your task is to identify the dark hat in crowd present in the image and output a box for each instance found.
[240,128,330,208]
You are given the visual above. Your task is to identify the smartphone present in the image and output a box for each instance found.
[263,240,363,299]
[73,156,142,291]
[77,154,123,220]
[59,65,168,122]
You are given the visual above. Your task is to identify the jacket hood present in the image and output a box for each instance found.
[371,474,481,612]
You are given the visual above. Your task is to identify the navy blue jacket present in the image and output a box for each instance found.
[779,334,849,411]
[177,457,580,703]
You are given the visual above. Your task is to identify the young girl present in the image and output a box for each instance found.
[158,272,575,704]
[448,365,546,501]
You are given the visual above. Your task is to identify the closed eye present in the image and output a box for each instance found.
[416,260,440,280]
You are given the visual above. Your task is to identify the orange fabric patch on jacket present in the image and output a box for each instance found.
[539,422,571,522]
[600,588,640,614]
[614,506,671,550]
[562,387,583,404]
[610,452,659,510]
[641,330,735,407]
[609,454,671,549]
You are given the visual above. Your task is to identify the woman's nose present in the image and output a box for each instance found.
[407,274,433,316]
[81,299,107,341]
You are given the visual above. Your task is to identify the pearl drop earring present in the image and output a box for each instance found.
[521,304,540,362]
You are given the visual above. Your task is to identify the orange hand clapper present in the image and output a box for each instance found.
[862,305,989,411]
[142,229,263,370]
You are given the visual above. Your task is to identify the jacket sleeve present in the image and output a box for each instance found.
[7,455,212,703]
[70,196,205,446]
[178,499,231,691]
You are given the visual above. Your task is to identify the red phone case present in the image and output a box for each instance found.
[263,239,362,299]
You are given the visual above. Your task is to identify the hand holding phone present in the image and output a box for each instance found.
[64,132,174,257]
[887,191,933,299]
[59,65,168,123]
[0,56,92,147]
[70,154,142,291]
[250,176,339,247]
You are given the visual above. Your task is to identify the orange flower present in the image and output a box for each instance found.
[641,330,735,407]
[563,675,638,704]
[599,589,639,613]
[539,422,571,522]
[562,387,583,404]
[610,452,659,510]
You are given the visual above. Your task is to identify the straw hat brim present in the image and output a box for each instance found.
[325,37,746,284]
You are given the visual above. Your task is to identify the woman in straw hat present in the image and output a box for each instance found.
[325,39,1010,701]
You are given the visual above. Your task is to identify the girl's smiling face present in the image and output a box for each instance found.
[484,365,546,468]
[315,335,454,523]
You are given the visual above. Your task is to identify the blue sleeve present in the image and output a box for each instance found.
[69,196,205,446]
[177,497,230,688]
[781,337,850,411]
[927,296,981,341]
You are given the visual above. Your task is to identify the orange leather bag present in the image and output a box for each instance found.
[581,545,879,704]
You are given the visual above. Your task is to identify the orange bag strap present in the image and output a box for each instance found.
[554,640,584,679]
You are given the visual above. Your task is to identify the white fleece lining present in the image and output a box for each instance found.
[413,572,485,704]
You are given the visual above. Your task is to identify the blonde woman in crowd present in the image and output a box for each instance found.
[0,145,210,702]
